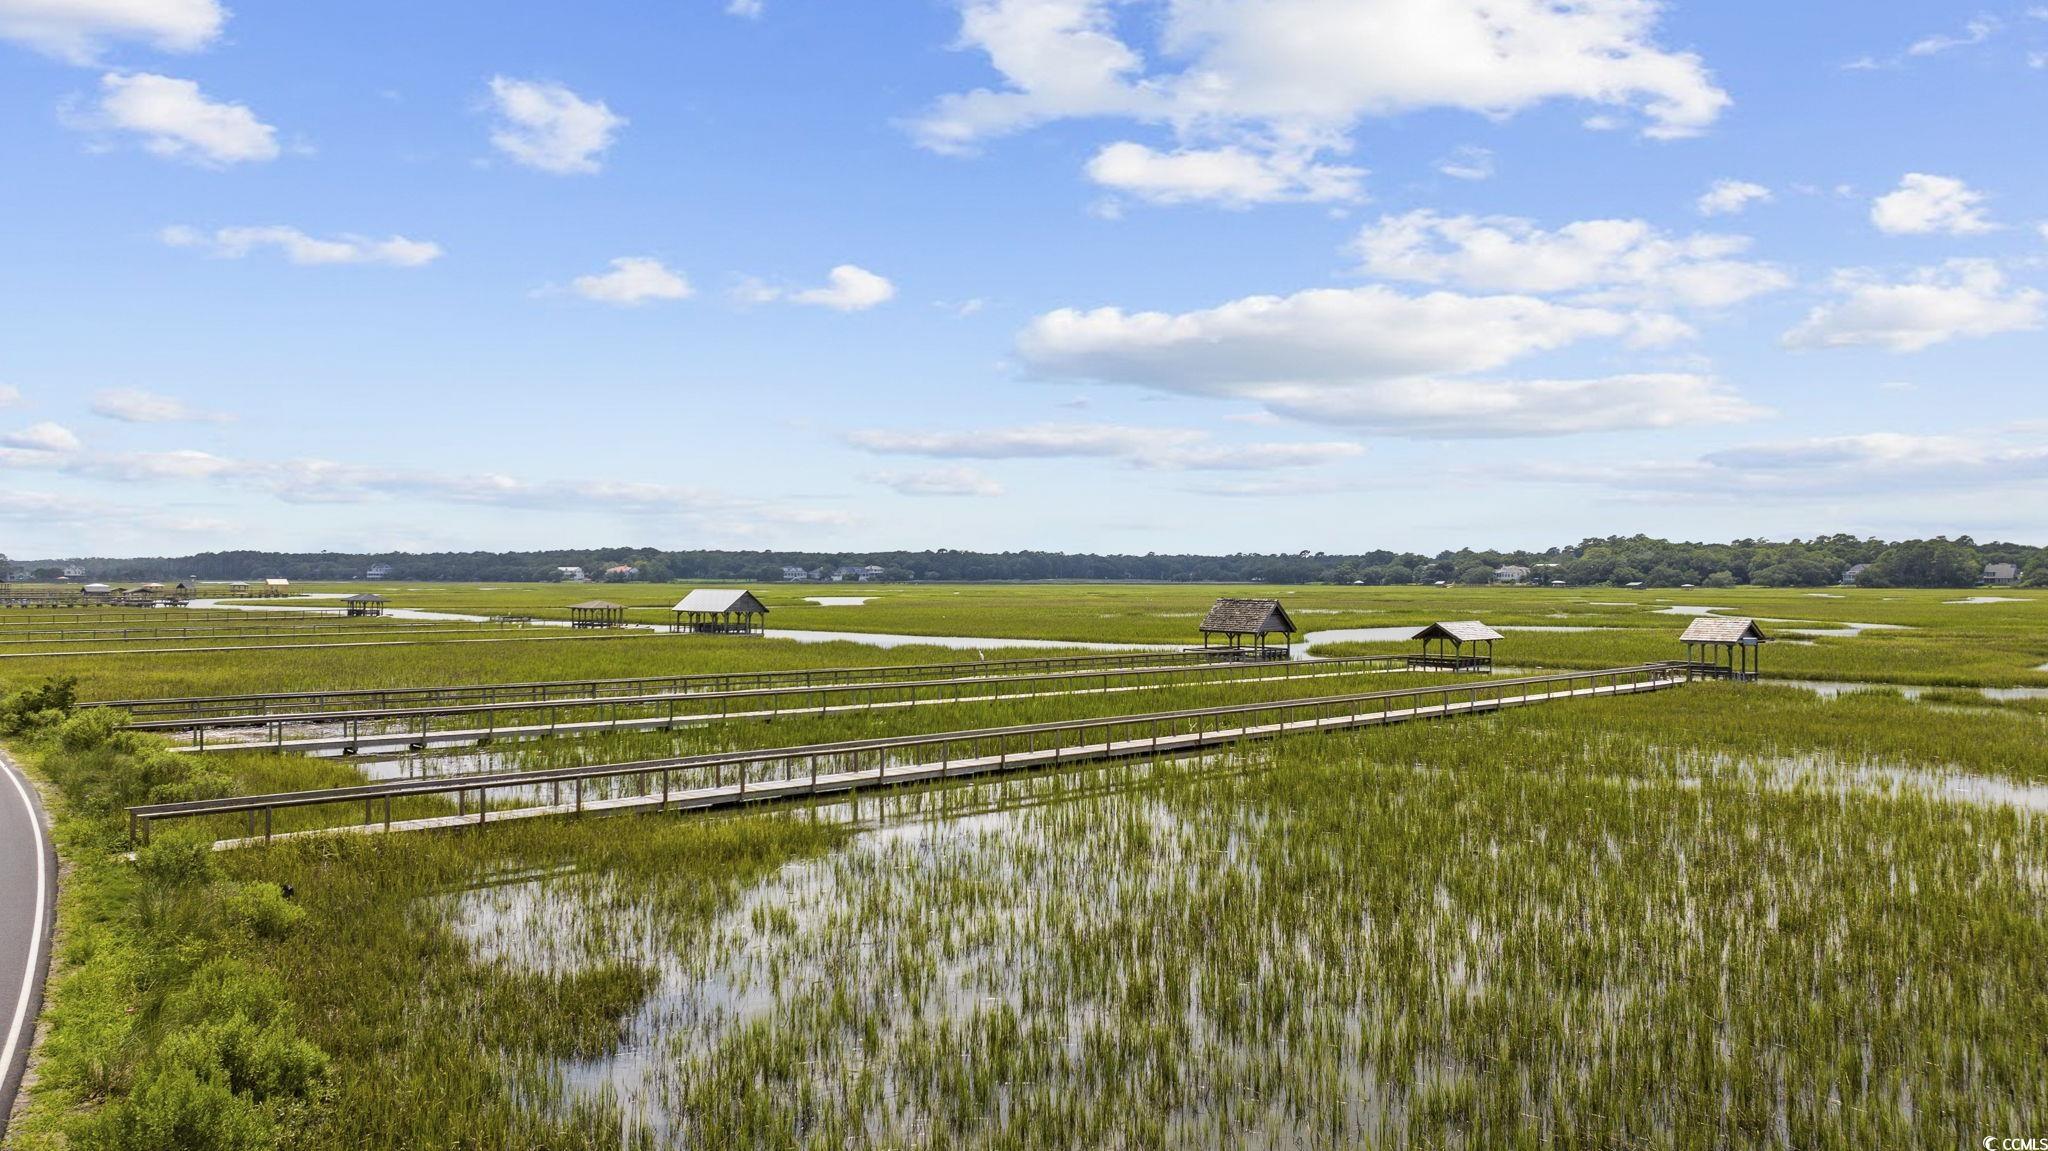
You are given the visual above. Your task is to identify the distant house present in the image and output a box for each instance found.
[1493,564,1532,585]
[81,582,113,599]
[1983,562,2021,587]
[366,563,394,580]
[264,578,290,591]
[831,564,887,582]
[61,566,86,579]
[603,564,640,580]
[780,566,810,582]
[1841,563,1871,586]
[555,566,589,583]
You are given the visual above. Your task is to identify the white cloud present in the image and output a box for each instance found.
[84,71,279,165]
[1520,429,2048,498]
[0,442,850,530]
[913,0,1728,199]
[727,0,764,15]
[1871,173,1996,236]
[0,0,224,63]
[1016,284,1760,436]
[847,422,1364,469]
[570,256,693,305]
[865,467,1006,496]
[160,225,443,267]
[744,265,896,311]
[487,76,625,174]
[89,388,231,423]
[0,385,19,407]
[1349,211,1790,309]
[1,421,81,453]
[1783,260,2045,352]
[1436,145,1494,181]
[1696,179,1771,216]
[1086,142,1363,206]
[1907,15,2000,57]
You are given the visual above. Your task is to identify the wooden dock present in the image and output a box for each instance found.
[144,653,1417,754]
[127,663,1689,849]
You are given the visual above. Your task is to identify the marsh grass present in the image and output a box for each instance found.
[44,686,2034,1148]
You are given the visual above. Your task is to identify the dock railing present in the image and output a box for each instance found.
[126,662,1688,846]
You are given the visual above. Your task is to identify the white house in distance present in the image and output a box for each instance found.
[1493,564,1532,585]
[1841,563,1872,586]
[780,566,809,582]
[264,578,290,591]
[366,563,394,580]
[1983,562,2020,587]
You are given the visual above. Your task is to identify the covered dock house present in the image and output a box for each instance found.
[567,600,626,629]
[1678,617,1769,681]
[1196,598,1298,660]
[672,589,768,635]
[344,593,387,618]
[1411,621,1502,671]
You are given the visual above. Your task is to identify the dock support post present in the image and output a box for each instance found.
[263,807,271,844]
[384,795,391,831]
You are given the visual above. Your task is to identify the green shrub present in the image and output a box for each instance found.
[1,674,78,735]
[219,883,305,940]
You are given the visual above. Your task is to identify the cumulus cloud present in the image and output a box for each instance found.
[89,388,231,423]
[913,0,1727,205]
[571,256,693,305]
[487,76,624,174]
[727,0,764,15]
[1350,211,1790,309]
[0,0,224,63]
[742,265,896,311]
[864,467,1006,496]
[1,421,81,453]
[1871,173,1996,235]
[1014,284,1759,436]
[847,422,1364,470]
[1086,142,1363,206]
[160,225,443,267]
[81,71,279,165]
[1783,260,2044,352]
[1696,179,1770,216]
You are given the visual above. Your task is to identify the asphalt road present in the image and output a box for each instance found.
[0,747,53,1143]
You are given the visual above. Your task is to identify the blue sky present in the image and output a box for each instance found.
[2,0,2046,558]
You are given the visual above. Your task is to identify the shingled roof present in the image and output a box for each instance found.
[1679,616,1768,644]
[568,600,624,611]
[673,589,767,614]
[1200,597,1297,636]
[1414,620,1503,644]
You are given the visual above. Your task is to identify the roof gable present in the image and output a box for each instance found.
[1414,620,1503,643]
[1199,597,1297,635]
[1679,616,1768,644]
[673,588,768,614]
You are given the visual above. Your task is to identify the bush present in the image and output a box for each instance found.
[2,675,78,736]
[219,883,305,941]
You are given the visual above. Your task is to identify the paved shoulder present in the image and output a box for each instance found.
[0,747,54,1143]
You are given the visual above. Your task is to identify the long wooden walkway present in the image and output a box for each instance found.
[128,664,1687,849]
[97,648,1211,721]
[147,653,1416,754]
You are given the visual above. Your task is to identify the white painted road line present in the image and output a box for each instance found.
[0,749,52,1140]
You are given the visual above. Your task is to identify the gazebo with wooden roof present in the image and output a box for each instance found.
[672,588,768,635]
[345,593,387,618]
[1196,597,1298,660]
[568,600,626,629]
[1411,621,1503,671]
[1678,617,1769,681]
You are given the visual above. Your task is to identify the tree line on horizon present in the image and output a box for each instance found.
[8,535,2043,589]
